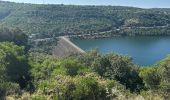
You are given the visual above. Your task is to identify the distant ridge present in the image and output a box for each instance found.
[0,1,170,37]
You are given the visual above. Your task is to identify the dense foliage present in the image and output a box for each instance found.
[0,27,28,46]
[0,42,169,99]
[0,28,168,99]
[0,42,30,99]
[0,1,170,38]
[74,51,144,92]
[0,1,170,99]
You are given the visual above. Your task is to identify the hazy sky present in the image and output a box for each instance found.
[1,0,170,8]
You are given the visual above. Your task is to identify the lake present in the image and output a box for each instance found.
[72,36,170,66]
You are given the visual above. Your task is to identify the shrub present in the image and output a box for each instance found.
[140,67,160,89]
[0,42,30,88]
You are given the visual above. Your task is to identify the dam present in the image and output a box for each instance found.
[53,36,85,57]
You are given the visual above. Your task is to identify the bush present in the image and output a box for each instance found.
[82,52,144,92]
[140,67,160,89]
[0,81,20,98]
[0,27,28,46]
[0,42,30,88]
[61,59,88,76]
[157,55,170,92]
[74,77,107,100]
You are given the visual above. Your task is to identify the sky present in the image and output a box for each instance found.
[1,0,170,8]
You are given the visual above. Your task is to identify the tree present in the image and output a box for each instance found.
[90,53,144,92]
[0,27,28,46]
[0,42,30,88]
[140,67,160,89]
[157,55,170,92]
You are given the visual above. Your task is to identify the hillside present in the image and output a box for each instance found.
[0,1,170,38]
[0,1,170,99]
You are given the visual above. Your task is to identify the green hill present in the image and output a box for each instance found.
[0,1,170,38]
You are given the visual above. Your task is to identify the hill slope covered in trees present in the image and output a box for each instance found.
[0,1,170,38]
[0,2,170,99]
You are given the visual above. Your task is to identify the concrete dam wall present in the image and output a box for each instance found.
[53,36,85,57]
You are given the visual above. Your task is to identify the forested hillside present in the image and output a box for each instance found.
[0,1,170,38]
[0,1,170,99]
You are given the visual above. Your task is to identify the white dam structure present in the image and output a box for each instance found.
[53,36,85,57]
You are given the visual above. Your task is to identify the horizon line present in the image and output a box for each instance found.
[1,0,170,9]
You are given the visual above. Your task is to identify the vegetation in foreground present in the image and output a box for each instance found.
[0,28,170,100]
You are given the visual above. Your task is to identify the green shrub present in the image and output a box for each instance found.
[0,42,30,88]
[0,81,20,97]
[140,67,160,89]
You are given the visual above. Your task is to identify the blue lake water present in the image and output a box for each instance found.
[72,36,170,66]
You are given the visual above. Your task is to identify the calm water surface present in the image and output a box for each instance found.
[72,36,170,66]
